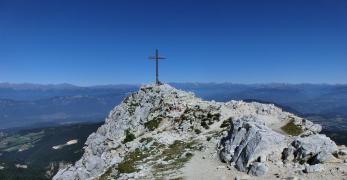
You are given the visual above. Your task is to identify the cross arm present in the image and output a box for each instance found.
[148,56,166,60]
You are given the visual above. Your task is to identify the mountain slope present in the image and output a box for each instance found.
[53,84,347,180]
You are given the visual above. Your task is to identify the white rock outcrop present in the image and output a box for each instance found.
[218,117,286,175]
[219,117,338,176]
[53,84,343,180]
[304,164,324,173]
[290,134,338,164]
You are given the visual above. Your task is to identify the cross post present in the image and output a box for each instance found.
[149,49,166,85]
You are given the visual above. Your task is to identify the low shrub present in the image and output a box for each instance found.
[122,129,136,144]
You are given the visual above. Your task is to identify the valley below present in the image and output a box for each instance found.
[0,122,102,179]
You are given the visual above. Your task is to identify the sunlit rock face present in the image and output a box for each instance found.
[218,117,338,176]
[53,84,339,180]
[218,117,287,175]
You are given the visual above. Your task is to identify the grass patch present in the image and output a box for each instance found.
[122,129,136,144]
[161,140,197,163]
[144,117,162,131]
[153,140,197,176]
[161,141,186,160]
[117,148,150,173]
[114,139,199,179]
[281,121,303,136]
[99,166,113,180]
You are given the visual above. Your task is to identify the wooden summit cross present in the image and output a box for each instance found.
[149,49,166,85]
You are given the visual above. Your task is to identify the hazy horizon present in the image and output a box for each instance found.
[1,81,347,87]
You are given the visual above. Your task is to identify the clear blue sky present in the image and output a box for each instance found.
[0,0,346,85]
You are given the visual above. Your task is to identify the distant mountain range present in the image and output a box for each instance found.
[0,82,346,130]
[0,83,139,100]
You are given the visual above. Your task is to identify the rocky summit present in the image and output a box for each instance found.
[53,84,347,180]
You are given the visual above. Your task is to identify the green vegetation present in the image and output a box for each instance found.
[185,152,193,158]
[0,131,44,152]
[153,140,198,176]
[194,129,201,134]
[200,113,221,129]
[179,108,221,130]
[122,129,136,144]
[144,117,162,131]
[162,140,187,160]
[117,148,150,173]
[179,108,194,123]
[207,112,221,121]
[114,141,165,177]
[220,118,232,129]
[298,159,306,165]
[162,140,197,161]
[139,137,154,144]
[113,139,199,179]
[99,167,114,180]
[281,120,303,136]
[0,122,102,180]
[200,121,209,129]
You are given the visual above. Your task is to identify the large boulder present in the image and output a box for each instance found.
[299,119,322,134]
[218,117,286,176]
[248,162,268,176]
[283,134,338,164]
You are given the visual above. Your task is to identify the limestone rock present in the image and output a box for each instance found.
[248,162,268,176]
[302,119,322,133]
[338,148,347,156]
[218,117,286,175]
[52,84,333,179]
[282,146,295,162]
[291,134,338,164]
[304,164,324,173]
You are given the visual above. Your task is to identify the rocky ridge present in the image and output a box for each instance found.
[53,84,347,180]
